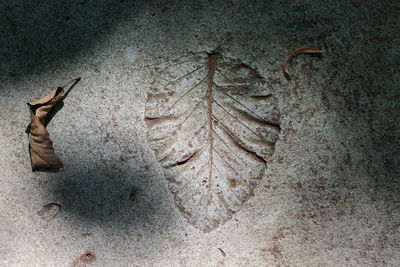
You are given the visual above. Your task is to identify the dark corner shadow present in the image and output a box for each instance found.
[0,0,138,81]
[47,163,173,231]
[26,77,81,172]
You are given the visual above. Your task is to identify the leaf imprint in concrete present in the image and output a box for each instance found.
[145,52,281,232]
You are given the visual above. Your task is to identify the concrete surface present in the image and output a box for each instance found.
[0,0,399,266]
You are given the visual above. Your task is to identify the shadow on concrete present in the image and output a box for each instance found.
[47,162,172,228]
[0,0,137,79]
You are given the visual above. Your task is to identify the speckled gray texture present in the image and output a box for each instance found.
[0,0,399,266]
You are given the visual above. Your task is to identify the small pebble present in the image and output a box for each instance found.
[37,203,61,222]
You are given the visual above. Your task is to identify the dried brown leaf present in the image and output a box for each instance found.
[284,46,323,75]
[27,77,80,169]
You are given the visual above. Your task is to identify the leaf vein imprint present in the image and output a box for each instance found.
[208,54,217,191]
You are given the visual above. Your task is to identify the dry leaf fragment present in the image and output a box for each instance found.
[28,88,64,169]
[284,46,323,75]
[27,77,80,169]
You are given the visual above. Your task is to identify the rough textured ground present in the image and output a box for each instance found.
[0,0,399,266]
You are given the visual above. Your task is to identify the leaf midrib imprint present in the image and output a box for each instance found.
[207,54,218,196]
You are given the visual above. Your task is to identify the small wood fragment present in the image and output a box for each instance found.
[218,247,226,257]
[284,46,323,75]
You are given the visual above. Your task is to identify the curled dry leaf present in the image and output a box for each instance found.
[284,46,323,75]
[27,77,80,169]
[37,203,61,222]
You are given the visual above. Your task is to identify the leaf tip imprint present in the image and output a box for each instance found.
[284,46,323,75]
